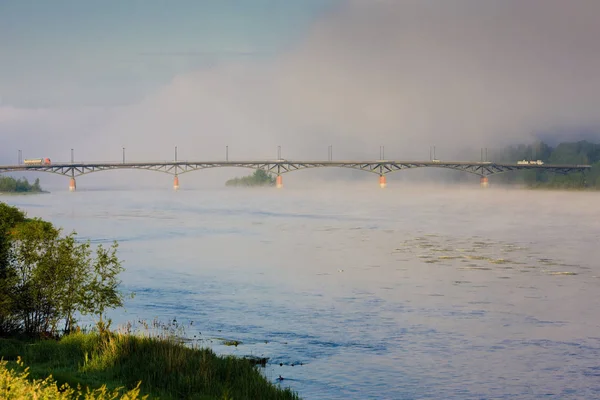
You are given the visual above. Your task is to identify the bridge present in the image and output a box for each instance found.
[0,159,591,191]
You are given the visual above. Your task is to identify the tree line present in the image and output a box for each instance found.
[490,140,600,188]
[0,176,44,193]
[0,202,126,337]
[225,169,276,187]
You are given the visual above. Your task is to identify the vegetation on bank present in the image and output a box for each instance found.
[225,169,276,187]
[490,140,600,189]
[0,176,45,193]
[0,357,144,399]
[0,202,299,399]
[0,332,298,400]
[0,202,124,337]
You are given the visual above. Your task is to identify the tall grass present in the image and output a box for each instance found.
[0,358,145,399]
[0,330,299,400]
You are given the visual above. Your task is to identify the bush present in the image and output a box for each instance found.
[0,202,127,337]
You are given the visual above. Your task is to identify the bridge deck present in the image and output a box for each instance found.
[0,160,591,178]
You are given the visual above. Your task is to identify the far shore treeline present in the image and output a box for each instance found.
[489,140,600,188]
[226,168,276,187]
[0,176,44,193]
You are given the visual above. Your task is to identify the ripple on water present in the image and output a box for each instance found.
[9,190,599,400]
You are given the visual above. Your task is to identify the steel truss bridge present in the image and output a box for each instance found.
[0,160,591,190]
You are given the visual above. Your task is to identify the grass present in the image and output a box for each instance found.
[0,332,299,400]
[1,358,145,399]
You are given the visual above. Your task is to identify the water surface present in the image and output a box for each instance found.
[5,184,600,399]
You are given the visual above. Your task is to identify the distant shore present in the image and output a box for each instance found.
[0,176,47,194]
[225,169,276,187]
[0,190,50,196]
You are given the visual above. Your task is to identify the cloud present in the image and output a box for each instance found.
[270,0,600,153]
[96,0,600,160]
[3,0,600,178]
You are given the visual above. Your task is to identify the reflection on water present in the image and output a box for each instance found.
[4,185,600,399]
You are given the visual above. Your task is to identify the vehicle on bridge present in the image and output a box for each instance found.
[517,160,544,165]
[0,157,590,192]
[24,158,51,165]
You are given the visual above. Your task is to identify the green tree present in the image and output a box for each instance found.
[0,203,27,334]
[489,139,600,189]
[0,176,43,193]
[9,219,61,335]
[0,203,127,337]
[225,169,276,187]
[49,233,92,334]
[82,242,124,334]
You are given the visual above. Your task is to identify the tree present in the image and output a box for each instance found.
[0,203,27,335]
[9,219,61,335]
[0,176,44,193]
[82,242,124,334]
[225,169,276,187]
[49,233,92,334]
[0,203,127,337]
[489,140,600,189]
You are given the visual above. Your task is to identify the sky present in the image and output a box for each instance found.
[1,0,600,185]
[0,0,333,108]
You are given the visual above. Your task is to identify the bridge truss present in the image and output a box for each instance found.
[0,160,590,178]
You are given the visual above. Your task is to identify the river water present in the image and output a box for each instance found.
[4,183,600,399]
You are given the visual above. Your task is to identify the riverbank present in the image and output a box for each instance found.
[0,176,47,194]
[0,332,298,400]
[225,169,276,187]
[0,190,50,196]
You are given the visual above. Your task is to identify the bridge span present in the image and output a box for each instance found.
[0,160,591,191]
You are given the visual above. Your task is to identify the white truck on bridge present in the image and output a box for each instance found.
[517,160,544,165]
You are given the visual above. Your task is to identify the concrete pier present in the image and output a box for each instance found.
[379,175,387,189]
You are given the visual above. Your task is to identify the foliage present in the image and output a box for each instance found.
[0,176,43,193]
[225,169,276,187]
[0,204,297,399]
[0,332,299,400]
[0,204,27,334]
[0,202,125,337]
[490,140,600,189]
[0,358,146,399]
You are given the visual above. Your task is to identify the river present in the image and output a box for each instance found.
[4,183,600,399]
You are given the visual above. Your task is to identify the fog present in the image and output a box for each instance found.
[2,0,600,187]
[3,181,600,398]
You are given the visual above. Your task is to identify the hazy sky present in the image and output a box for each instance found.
[2,0,600,169]
[0,0,335,108]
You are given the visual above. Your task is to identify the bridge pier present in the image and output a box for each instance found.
[69,177,76,192]
[276,175,283,189]
[480,176,489,188]
[173,175,180,191]
[379,175,387,189]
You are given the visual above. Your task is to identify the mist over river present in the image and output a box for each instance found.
[4,183,600,399]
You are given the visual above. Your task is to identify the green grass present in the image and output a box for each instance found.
[1,358,145,399]
[0,332,299,400]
